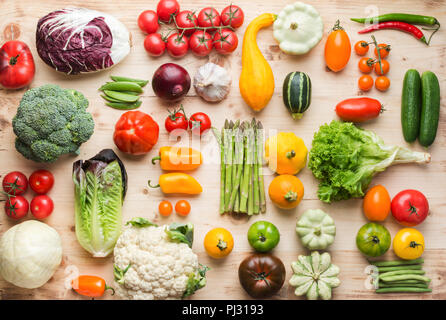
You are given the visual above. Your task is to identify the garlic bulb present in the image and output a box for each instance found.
[193,63,231,102]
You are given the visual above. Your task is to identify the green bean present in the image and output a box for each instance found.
[100,81,143,93]
[378,270,425,279]
[103,90,140,103]
[378,283,429,289]
[119,91,140,96]
[111,76,149,87]
[375,287,432,294]
[380,274,431,283]
[369,258,424,267]
[105,100,142,110]
[377,265,423,273]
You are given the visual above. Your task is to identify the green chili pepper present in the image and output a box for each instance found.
[351,13,439,26]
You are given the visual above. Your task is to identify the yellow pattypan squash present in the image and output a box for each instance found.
[265,132,307,175]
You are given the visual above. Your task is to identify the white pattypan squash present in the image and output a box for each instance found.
[296,209,336,250]
[273,2,323,55]
[289,251,340,300]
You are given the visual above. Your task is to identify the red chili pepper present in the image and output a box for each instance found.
[358,21,428,44]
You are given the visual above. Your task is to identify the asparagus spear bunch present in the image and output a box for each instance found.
[214,118,266,215]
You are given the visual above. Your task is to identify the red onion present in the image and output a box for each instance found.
[152,63,191,101]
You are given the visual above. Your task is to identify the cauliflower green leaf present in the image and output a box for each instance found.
[166,223,194,248]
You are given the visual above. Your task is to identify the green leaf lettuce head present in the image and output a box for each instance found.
[73,149,127,257]
[308,121,431,203]
[12,84,94,162]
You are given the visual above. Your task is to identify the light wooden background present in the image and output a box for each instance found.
[0,0,445,300]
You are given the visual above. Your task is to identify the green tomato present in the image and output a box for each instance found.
[247,221,280,252]
[356,222,391,257]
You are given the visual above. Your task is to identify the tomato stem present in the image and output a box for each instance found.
[9,54,19,66]
[371,35,384,75]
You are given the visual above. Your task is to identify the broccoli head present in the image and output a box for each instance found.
[12,84,95,162]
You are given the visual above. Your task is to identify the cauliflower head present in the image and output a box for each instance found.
[113,218,208,300]
[12,84,94,162]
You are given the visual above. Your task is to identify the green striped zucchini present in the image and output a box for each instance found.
[283,71,312,120]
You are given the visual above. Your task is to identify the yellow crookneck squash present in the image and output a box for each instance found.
[239,13,277,112]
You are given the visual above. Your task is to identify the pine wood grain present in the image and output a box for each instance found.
[0,0,445,300]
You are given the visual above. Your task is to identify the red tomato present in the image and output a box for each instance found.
[2,171,28,196]
[157,0,180,23]
[213,29,238,54]
[113,111,160,155]
[0,40,35,89]
[197,7,221,33]
[189,112,211,136]
[144,33,166,57]
[175,10,198,36]
[335,97,383,122]
[29,169,54,194]
[137,10,159,34]
[30,195,54,219]
[221,5,244,28]
[166,33,189,58]
[5,195,29,219]
[189,31,213,57]
[391,190,429,227]
[165,106,188,133]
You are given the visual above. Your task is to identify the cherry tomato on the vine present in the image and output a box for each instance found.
[175,10,198,36]
[213,29,238,55]
[5,195,29,219]
[175,200,191,216]
[221,5,244,28]
[166,33,189,58]
[159,200,173,217]
[165,106,189,133]
[374,43,391,59]
[30,195,54,219]
[189,112,211,136]
[137,10,159,34]
[29,169,54,194]
[374,59,390,76]
[358,75,374,92]
[2,171,28,196]
[144,33,166,57]
[157,0,180,23]
[375,76,390,91]
[358,57,375,74]
[189,31,213,57]
[197,7,221,33]
[354,40,369,56]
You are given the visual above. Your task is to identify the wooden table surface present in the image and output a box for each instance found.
[0,0,445,300]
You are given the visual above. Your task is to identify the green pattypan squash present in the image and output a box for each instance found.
[273,2,323,55]
[289,251,340,300]
[296,209,336,250]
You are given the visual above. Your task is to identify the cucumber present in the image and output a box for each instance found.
[419,71,440,147]
[401,69,421,142]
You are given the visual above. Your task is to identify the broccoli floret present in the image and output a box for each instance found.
[12,84,95,162]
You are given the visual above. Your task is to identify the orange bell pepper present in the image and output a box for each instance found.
[148,173,202,194]
[152,147,202,171]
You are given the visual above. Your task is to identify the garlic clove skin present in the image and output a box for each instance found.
[193,62,232,102]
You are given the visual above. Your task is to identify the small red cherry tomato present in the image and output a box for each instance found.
[137,10,159,34]
[189,31,213,57]
[197,7,221,33]
[29,169,54,194]
[30,195,54,219]
[221,5,244,28]
[157,0,180,23]
[189,112,211,136]
[213,29,238,55]
[166,33,189,58]
[5,195,29,219]
[175,10,198,36]
[144,33,166,57]
[391,190,429,227]
[165,106,188,133]
[336,97,383,122]
[2,171,28,196]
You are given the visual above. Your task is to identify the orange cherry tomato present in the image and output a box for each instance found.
[358,57,375,73]
[159,200,173,217]
[374,59,390,76]
[358,75,374,91]
[374,43,391,59]
[324,20,351,72]
[363,185,391,221]
[375,76,390,91]
[354,40,369,55]
[175,200,191,216]
[72,275,114,298]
